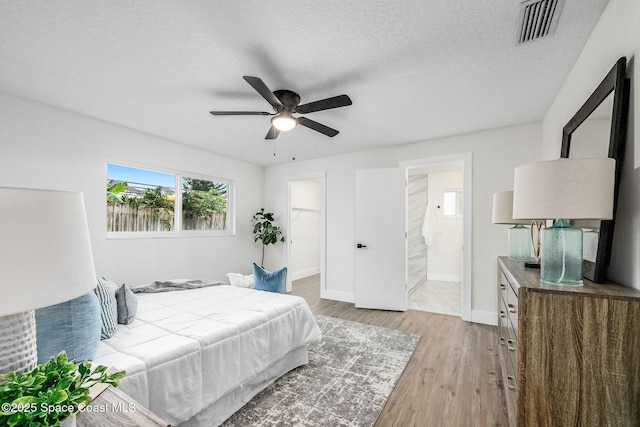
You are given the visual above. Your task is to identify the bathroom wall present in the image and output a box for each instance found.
[407,173,429,290]
[427,170,463,282]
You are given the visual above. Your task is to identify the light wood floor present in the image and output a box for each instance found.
[291,275,508,427]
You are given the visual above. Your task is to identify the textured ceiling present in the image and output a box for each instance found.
[0,1,609,166]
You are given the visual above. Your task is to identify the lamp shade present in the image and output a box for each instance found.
[0,187,96,316]
[513,158,615,220]
[492,191,531,224]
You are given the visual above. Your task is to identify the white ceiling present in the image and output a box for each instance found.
[0,1,609,166]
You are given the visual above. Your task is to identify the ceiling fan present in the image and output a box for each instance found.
[210,76,352,139]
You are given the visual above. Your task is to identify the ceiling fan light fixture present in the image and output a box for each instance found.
[210,76,350,139]
[271,114,297,132]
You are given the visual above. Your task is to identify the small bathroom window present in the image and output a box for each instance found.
[443,189,463,218]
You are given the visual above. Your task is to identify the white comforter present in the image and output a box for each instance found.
[93,285,322,425]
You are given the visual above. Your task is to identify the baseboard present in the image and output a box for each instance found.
[322,289,354,304]
[291,267,321,282]
[427,273,462,282]
[471,310,497,326]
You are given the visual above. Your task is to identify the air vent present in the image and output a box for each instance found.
[515,0,565,45]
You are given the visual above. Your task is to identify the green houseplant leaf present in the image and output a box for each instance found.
[0,351,125,427]
[251,208,285,267]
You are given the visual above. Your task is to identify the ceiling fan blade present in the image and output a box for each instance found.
[265,125,280,140]
[297,117,339,137]
[243,76,283,108]
[209,111,272,116]
[296,94,352,114]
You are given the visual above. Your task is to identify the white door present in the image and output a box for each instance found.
[354,168,407,311]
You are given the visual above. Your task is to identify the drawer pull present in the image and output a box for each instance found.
[500,310,506,318]
[508,304,516,314]
[507,339,516,351]
[500,284,507,290]
[499,337,506,346]
[507,375,516,390]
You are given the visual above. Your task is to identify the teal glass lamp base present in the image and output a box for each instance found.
[508,224,530,260]
[540,219,583,285]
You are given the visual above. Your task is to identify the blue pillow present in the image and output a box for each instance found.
[115,283,138,325]
[252,263,287,294]
[35,291,102,364]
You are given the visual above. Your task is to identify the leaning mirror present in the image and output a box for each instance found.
[560,57,630,283]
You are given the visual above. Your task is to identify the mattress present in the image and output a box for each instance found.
[92,284,322,426]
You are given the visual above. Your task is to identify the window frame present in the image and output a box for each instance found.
[106,162,235,239]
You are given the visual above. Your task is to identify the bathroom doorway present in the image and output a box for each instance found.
[402,155,469,318]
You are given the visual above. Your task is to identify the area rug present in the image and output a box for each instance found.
[221,315,421,427]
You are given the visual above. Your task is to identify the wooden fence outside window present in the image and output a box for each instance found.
[107,204,226,232]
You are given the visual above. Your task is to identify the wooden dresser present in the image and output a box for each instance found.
[77,386,170,427]
[497,256,640,427]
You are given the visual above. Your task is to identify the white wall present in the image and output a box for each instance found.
[264,122,541,320]
[427,171,463,282]
[289,179,321,280]
[541,0,640,288]
[0,93,264,285]
[0,92,543,320]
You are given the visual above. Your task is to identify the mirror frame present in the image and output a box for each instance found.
[560,57,630,283]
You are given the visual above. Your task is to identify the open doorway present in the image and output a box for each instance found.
[286,174,326,296]
[407,165,462,316]
[401,154,472,321]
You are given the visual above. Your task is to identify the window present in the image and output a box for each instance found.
[181,176,228,231]
[107,163,233,237]
[443,189,463,218]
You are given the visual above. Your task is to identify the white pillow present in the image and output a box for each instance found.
[226,273,254,288]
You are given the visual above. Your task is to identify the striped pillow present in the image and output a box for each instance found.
[94,276,118,339]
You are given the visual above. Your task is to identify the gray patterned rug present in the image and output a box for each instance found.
[221,315,421,427]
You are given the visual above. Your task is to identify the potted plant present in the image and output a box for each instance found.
[0,351,125,427]
[251,208,285,268]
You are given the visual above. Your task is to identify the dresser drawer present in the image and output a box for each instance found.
[504,350,518,393]
[499,269,519,427]
[499,277,509,307]
[498,286,510,347]
[506,315,518,371]
[506,285,518,337]
[502,329,518,427]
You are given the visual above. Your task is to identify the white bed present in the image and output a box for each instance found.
[92,284,322,426]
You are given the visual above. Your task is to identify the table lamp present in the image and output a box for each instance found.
[0,187,96,374]
[512,158,615,285]
[492,191,531,260]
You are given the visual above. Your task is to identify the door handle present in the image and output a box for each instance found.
[356,243,367,249]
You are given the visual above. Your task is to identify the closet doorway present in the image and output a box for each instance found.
[402,154,470,319]
[286,174,326,296]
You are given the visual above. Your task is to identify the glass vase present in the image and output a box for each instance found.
[540,219,583,285]
[508,224,530,260]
